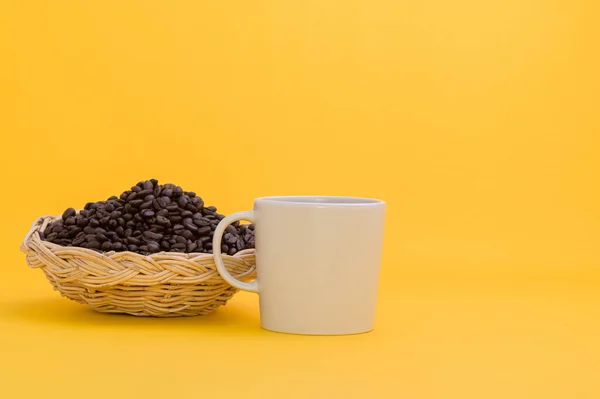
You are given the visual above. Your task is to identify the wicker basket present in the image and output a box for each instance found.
[20,215,257,317]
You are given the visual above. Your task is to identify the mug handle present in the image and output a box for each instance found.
[213,211,259,293]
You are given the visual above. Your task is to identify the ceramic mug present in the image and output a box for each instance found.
[213,196,386,335]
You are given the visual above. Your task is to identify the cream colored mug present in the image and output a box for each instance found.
[213,196,386,335]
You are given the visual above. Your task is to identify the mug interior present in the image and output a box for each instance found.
[255,196,384,206]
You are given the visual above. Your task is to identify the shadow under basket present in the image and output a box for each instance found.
[20,215,257,317]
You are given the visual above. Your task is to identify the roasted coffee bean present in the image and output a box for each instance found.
[108,219,118,229]
[94,227,106,234]
[156,215,169,225]
[153,186,162,197]
[221,244,229,252]
[162,189,173,197]
[174,186,183,197]
[77,217,89,227]
[143,231,162,241]
[139,245,148,253]
[172,243,186,250]
[64,216,76,226]
[112,242,124,251]
[169,215,182,223]
[161,241,170,250]
[193,218,210,227]
[187,242,197,252]
[128,244,139,252]
[181,230,194,240]
[85,234,97,241]
[197,226,211,236]
[224,233,237,245]
[157,208,169,217]
[101,241,112,251]
[156,198,167,208]
[96,233,108,242]
[137,189,153,198]
[204,243,213,250]
[175,236,187,244]
[105,203,115,212]
[143,180,153,190]
[68,227,82,237]
[166,204,178,212]
[139,201,153,210]
[58,230,69,238]
[147,242,160,253]
[127,237,141,245]
[117,217,125,227]
[87,241,101,249]
[124,228,133,237]
[62,208,76,221]
[180,210,193,218]
[72,236,85,246]
[89,218,100,228]
[100,216,110,225]
[46,232,58,241]
[152,199,161,210]
[130,199,143,207]
[228,247,237,255]
[225,225,237,235]
[141,209,155,218]
[83,226,95,234]
[173,224,184,232]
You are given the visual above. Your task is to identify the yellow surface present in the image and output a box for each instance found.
[0,1,599,398]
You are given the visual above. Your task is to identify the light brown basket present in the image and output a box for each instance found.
[20,215,257,317]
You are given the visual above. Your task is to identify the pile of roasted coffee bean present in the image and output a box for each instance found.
[41,179,255,255]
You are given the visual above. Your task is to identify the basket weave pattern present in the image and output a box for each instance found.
[21,215,257,317]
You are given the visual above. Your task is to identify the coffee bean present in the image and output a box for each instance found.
[141,209,155,218]
[108,220,118,229]
[137,189,153,198]
[174,186,183,197]
[197,226,211,236]
[83,226,95,234]
[228,247,237,255]
[129,199,143,207]
[172,243,186,250]
[62,208,76,221]
[173,224,184,232]
[101,241,112,251]
[193,218,210,227]
[87,241,100,249]
[166,204,178,212]
[72,236,85,246]
[143,180,153,190]
[181,230,194,240]
[169,215,182,223]
[105,203,115,212]
[127,237,141,245]
[100,216,110,225]
[161,241,170,250]
[128,244,139,252]
[143,231,162,241]
[139,201,153,210]
[46,232,58,241]
[77,217,89,227]
[226,225,238,235]
[187,242,197,252]
[96,233,108,242]
[221,244,229,252]
[163,189,173,197]
[224,233,237,245]
[147,242,160,253]
[156,215,170,225]
[68,227,82,237]
[112,242,124,251]
[139,245,148,253]
[117,218,125,227]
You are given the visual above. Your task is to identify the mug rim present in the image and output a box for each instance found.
[254,196,385,207]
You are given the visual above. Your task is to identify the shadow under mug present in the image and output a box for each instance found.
[213,196,386,335]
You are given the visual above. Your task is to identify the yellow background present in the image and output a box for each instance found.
[1,1,599,398]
